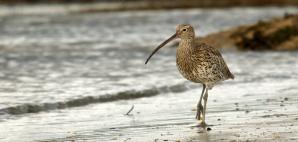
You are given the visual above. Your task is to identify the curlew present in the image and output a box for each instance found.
[145,24,234,128]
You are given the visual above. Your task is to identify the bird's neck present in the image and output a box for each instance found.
[176,38,196,74]
[178,38,195,52]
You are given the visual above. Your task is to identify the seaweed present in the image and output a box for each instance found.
[270,26,298,44]
[234,20,298,50]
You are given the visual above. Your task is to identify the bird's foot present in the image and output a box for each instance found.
[193,121,211,131]
[199,121,208,128]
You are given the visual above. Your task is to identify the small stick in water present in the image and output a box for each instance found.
[125,105,134,115]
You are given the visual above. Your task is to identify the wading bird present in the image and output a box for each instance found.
[145,24,234,128]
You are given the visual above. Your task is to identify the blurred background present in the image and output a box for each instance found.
[0,0,298,142]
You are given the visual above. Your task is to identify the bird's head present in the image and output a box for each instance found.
[145,24,195,64]
[176,24,195,40]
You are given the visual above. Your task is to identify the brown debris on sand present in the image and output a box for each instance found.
[198,14,298,50]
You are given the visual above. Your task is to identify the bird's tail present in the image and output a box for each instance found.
[228,70,234,79]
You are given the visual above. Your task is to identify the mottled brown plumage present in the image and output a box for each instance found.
[145,24,234,128]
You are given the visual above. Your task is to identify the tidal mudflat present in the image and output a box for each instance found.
[0,6,298,142]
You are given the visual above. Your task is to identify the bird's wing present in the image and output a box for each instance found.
[195,42,234,79]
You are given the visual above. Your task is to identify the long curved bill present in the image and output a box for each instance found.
[145,33,177,64]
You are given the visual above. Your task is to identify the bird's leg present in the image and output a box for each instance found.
[201,89,209,127]
[196,84,206,121]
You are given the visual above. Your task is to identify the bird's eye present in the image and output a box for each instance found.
[182,29,187,31]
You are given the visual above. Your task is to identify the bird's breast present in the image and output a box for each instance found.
[176,49,203,83]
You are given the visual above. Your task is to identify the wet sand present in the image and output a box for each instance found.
[97,83,298,142]
[2,73,298,142]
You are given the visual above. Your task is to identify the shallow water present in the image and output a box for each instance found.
[0,6,298,142]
